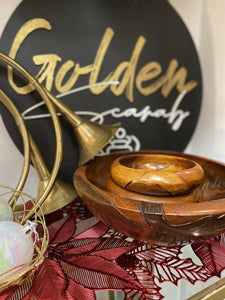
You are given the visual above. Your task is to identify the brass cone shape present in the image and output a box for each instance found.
[74,119,120,165]
[30,132,77,215]
[37,178,77,215]
[44,88,121,165]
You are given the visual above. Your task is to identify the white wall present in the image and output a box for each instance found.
[0,0,39,197]
[0,1,224,299]
[171,0,225,164]
[161,1,225,298]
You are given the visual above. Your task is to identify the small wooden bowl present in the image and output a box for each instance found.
[74,150,225,246]
[110,154,204,196]
[106,175,201,204]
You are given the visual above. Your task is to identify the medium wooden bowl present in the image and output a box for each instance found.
[73,150,225,246]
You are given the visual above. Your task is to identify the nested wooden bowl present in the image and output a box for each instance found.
[110,154,204,196]
[74,150,225,247]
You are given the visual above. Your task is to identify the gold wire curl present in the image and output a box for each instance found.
[0,185,49,292]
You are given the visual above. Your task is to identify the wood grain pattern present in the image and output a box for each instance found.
[110,154,204,196]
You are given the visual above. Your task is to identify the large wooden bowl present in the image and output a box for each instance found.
[73,150,225,247]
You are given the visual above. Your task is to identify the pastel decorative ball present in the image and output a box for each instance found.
[0,221,34,275]
[0,198,13,221]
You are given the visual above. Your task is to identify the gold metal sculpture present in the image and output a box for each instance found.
[0,51,63,220]
[0,51,120,215]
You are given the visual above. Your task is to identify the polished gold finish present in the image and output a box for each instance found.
[44,88,121,165]
[37,179,78,214]
[0,51,63,221]
[0,89,30,206]
[29,133,49,180]
[188,277,225,300]
[74,119,120,165]
[29,133,77,214]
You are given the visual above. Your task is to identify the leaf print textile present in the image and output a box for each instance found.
[1,198,225,300]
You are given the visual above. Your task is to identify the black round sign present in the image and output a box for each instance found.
[0,0,202,184]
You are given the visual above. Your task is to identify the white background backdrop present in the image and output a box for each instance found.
[0,1,224,299]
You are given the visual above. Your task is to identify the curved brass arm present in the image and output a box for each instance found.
[0,52,63,220]
[0,89,30,206]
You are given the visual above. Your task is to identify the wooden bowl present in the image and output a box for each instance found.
[73,150,225,247]
[110,154,204,196]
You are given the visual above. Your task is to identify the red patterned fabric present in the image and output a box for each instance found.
[1,198,225,299]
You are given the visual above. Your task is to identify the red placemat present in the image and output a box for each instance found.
[1,198,225,300]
